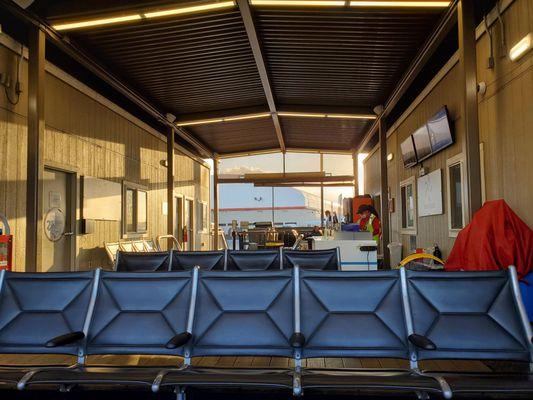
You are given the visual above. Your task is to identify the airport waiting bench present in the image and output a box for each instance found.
[115,248,340,272]
[0,267,532,399]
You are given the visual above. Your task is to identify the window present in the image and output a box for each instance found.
[197,201,209,233]
[446,154,466,236]
[123,185,148,234]
[400,177,416,234]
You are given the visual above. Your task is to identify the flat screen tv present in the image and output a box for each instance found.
[427,106,453,153]
[400,136,417,168]
[412,124,432,162]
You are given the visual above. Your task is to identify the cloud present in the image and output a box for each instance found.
[221,165,264,175]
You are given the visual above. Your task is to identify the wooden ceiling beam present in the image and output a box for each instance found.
[237,0,286,152]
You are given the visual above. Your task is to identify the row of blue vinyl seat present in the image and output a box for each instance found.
[0,266,532,398]
[115,248,340,271]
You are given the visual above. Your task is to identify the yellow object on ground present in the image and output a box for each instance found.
[399,252,445,267]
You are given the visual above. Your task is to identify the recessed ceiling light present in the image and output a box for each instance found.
[144,1,236,19]
[53,1,236,31]
[350,1,449,7]
[53,14,142,31]
[250,1,345,6]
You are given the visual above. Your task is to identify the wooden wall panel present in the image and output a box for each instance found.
[0,41,211,271]
[476,0,533,227]
[364,0,533,261]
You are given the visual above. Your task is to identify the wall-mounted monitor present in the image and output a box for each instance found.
[427,106,453,154]
[412,125,432,162]
[400,136,417,168]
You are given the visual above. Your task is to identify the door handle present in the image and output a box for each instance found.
[63,232,75,236]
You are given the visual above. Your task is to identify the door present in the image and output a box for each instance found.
[42,168,75,272]
[174,196,184,244]
[184,199,194,251]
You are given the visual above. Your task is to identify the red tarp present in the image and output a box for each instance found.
[445,200,533,279]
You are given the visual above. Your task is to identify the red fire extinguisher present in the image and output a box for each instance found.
[0,214,13,271]
[183,226,188,243]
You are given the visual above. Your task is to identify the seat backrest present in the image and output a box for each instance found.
[226,250,282,271]
[0,270,96,355]
[191,270,294,357]
[283,248,339,270]
[115,251,171,271]
[143,239,156,252]
[300,269,408,359]
[132,240,146,252]
[119,241,135,252]
[406,269,532,361]
[86,270,192,355]
[105,242,120,264]
[171,250,226,271]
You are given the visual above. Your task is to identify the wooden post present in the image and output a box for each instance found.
[352,152,359,196]
[25,27,45,272]
[320,153,324,228]
[379,118,391,268]
[213,157,219,250]
[167,127,175,241]
[458,0,482,220]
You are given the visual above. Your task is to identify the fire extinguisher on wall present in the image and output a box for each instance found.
[0,214,13,271]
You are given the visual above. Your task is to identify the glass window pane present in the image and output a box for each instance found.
[126,188,134,232]
[406,184,414,228]
[449,163,463,229]
[323,154,353,176]
[285,152,320,173]
[401,186,407,228]
[219,153,283,175]
[137,190,147,232]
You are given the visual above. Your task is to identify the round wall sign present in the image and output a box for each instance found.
[44,208,66,242]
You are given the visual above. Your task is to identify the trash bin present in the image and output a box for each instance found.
[387,242,402,269]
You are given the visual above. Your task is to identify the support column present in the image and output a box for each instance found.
[213,157,219,250]
[379,118,391,268]
[320,154,324,228]
[352,152,359,196]
[458,0,482,220]
[25,27,45,272]
[167,128,175,240]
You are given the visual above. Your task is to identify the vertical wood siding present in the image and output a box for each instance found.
[0,44,211,271]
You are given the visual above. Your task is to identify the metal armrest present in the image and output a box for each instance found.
[408,333,436,350]
[165,332,192,349]
[290,332,305,348]
[45,331,85,348]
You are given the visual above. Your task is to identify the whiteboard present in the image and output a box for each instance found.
[417,169,443,217]
[83,176,122,221]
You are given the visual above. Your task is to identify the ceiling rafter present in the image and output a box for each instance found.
[237,0,286,152]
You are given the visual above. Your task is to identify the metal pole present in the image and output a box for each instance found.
[458,0,482,221]
[167,128,175,243]
[213,157,219,250]
[320,154,324,228]
[379,118,391,268]
[25,27,45,272]
[352,152,358,196]
[271,187,275,225]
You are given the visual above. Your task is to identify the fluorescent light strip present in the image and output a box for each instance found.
[53,1,236,31]
[350,1,449,7]
[53,14,142,31]
[177,112,271,126]
[278,112,376,119]
[509,33,532,62]
[144,1,236,19]
[251,0,345,5]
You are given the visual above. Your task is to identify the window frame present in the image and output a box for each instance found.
[446,153,467,237]
[400,176,417,235]
[122,181,148,236]
[197,200,209,233]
